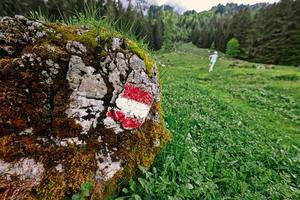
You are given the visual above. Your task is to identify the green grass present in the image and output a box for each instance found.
[116,43,300,199]
[30,5,150,52]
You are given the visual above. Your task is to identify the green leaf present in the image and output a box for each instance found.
[80,181,93,197]
[129,179,137,192]
[71,194,82,200]
[122,187,129,194]
[132,194,142,200]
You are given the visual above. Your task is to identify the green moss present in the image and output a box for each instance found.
[78,31,98,48]
[46,23,95,49]
[71,181,94,200]
[126,39,156,77]
[32,42,66,63]
[39,175,66,200]
[47,23,77,41]
[40,151,96,199]
[45,23,126,59]
[45,23,156,78]
[96,28,120,41]
[0,58,12,67]
[100,49,108,57]
[119,103,171,175]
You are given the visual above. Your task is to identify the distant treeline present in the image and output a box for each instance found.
[190,0,300,65]
[0,0,299,65]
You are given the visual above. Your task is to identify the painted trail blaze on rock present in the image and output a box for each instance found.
[122,83,153,105]
[106,83,153,130]
[0,16,171,200]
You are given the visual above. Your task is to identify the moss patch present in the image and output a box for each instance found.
[126,39,156,77]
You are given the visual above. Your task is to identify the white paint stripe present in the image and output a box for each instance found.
[115,97,151,119]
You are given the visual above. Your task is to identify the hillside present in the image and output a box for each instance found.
[116,43,300,199]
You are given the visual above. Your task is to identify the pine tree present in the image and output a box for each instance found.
[191,24,201,47]
[229,8,252,58]
[278,0,300,65]
[152,19,164,50]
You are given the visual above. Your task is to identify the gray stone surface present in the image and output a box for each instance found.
[0,158,44,182]
[66,56,107,134]
[66,41,87,55]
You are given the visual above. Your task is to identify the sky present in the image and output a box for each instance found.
[156,0,280,12]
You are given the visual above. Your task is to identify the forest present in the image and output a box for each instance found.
[1,0,299,65]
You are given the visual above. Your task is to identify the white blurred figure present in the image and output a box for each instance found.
[208,51,218,72]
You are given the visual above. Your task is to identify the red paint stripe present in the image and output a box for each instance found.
[107,110,143,129]
[107,110,125,121]
[121,83,153,105]
[122,118,142,129]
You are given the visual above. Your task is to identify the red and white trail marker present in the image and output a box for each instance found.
[105,83,153,131]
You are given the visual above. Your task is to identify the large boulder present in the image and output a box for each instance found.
[0,16,170,199]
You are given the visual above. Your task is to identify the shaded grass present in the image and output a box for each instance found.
[116,43,300,199]
[30,4,151,55]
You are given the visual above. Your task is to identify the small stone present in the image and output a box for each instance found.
[1,16,11,22]
[95,152,122,181]
[15,15,26,21]
[66,41,87,55]
[1,45,15,55]
[0,158,44,182]
[97,136,103,143]
[36,31,46,38]
[0,31,4,40]
[55,164,63,173]
[112,38,121,51]
[46,59,54,66]
[76,26,89,35]
[153,139,161,148]
[18,127,33,136]
[47,45,56,52]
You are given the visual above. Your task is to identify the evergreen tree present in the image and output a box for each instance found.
[286,0,300,65]
[152,19,164,50]
[229,8,252,57]
[191,24,201,46]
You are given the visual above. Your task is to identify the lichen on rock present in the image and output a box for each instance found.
[0,16,170,199]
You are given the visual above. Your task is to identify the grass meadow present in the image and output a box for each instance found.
[115,43,300,199]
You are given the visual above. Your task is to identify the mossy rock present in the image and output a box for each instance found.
[0,16,171,200]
